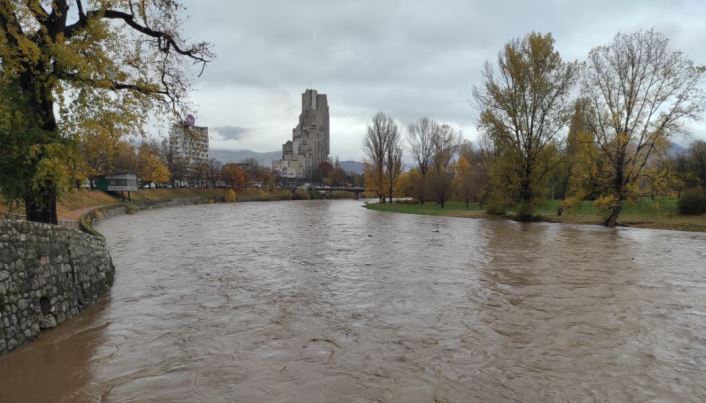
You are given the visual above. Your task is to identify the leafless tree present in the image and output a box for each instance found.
[407,118,435,174]
[207,159,222,188]
[582,29,706,226]
[431,124,460,172]
[385,141,403,203]
[364,112,398,203]
[407,117,436,203]
[424,124,461,207]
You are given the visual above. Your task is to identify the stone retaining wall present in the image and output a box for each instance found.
[0,220,114,355]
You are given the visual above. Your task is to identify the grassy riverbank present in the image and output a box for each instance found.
[365,198,706,232]
[0,188,294,220]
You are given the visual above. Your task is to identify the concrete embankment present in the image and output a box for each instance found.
[0,220,114,355]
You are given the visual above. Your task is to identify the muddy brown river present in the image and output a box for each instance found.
[1,200,705,402]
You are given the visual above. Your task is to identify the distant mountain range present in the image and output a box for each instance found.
[338,160,364,175]
[209,149,281,166]
[209,148,365,174]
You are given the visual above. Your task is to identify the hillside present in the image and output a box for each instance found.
[339,160,364,175]
[209,149,281,166]
[209,149,365,174]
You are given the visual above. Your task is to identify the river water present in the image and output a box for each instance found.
[1,200,705,402]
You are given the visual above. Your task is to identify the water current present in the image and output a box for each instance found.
[1,200,705,402]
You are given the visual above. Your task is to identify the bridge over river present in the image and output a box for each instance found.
[281,182,366,198]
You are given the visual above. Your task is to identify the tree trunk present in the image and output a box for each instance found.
[604,203,622,227]
[19,71,60,224]
[605,160,626,227]
[465,200,469,209]
[24,181,58,224]
[517,165,533,221]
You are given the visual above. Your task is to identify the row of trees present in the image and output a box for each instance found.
[363,29,705,227]
[80,136,286,191]
[315,158,364,187]
[362,114,464,207]
[474,30,705,226]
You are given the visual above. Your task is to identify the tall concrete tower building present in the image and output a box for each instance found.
[272,89,330,180]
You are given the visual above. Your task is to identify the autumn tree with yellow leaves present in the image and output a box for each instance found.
[137,143,170,186]
[0,1,212,223]
[474,32,577,220]
[581,29,705,226]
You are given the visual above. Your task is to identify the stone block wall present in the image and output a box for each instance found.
[0,220,114,355]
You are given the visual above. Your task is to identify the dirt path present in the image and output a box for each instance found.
[59,205,107,221]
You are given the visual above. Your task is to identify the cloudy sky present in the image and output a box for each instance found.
[177,0,706,161]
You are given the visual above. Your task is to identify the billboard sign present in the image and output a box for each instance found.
[185,114,195,127]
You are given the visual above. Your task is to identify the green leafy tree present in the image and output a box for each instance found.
[474,32,577,220]
[0,1,212,223]
[673,141,706,191]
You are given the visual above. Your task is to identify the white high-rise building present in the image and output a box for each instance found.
[169,122,209,166]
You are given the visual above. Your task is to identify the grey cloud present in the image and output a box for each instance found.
[212,126,251,141]
[181,0,706,158]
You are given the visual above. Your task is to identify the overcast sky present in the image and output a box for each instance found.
[177,0,706,161]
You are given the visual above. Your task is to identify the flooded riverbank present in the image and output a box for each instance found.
[1,199,705,402]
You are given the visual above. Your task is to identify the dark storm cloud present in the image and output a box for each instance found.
[212,126,250,141]
[181,0,706,158]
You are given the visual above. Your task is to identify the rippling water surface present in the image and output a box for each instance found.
[1,200,706,402]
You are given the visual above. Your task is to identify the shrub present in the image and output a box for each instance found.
[225,189,237,202]
[308,190,325,199]
[593,194,619,219]
[485,196,509,216]
[558,196,583,215]
[293,190,311,200]
[678,187,706,215]
[270,190,293,200]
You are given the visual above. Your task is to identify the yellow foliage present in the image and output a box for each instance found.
[137,144,170,185]
[593,195,619,214]
[225,189,237,202]
[559,196,583,214]
[395,170,417,197]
